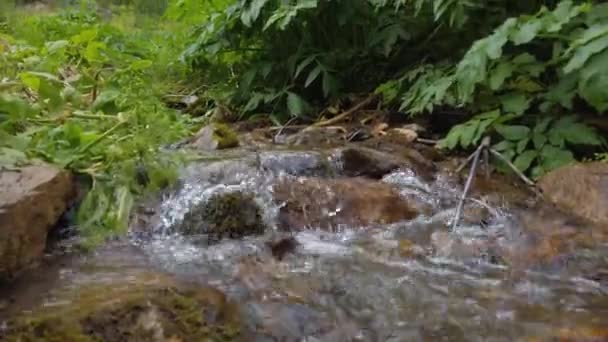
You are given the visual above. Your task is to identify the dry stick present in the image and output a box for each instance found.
[488,148,535,187]
[273,117,298,143]
[452,146,482,230]
[456,150,478,174]
[451,137,491,230]
[483,147,490,179]
[416,138,438,145]
[312,95,376,128]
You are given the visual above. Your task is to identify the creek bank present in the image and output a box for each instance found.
[0,164,75,280]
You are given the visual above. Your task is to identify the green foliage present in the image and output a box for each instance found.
[0,5,195,244]
[383,0,608,177]
[177,0,513,120]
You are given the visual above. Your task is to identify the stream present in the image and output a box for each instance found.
[1,146,607,341]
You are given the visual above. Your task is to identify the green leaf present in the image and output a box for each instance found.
[517,137,530,154]
[512,20,542,45]
[295,55,315,78]
[84,41,106,63]
[241,0,270,27]
[500,93,530,115]
[322,71,338,97]
[493,140,514,152]
[459,122,478,148]
[534,117,553,134]
[533,133,547,150]
[19,73,41,91]
[554,118,603,146]
[438,125,462,150]
[304,65,322,87]
[540,145,574,172]
[564,34,608,74]
[243,93,263,112]
[130,59,153,70]
[495,124,530,141]
[489,62,514,90]
[286,92,307,116]
[92,89,120,112]
[513,150,537,173]
[45,40,69,54]
[578,49,608,111]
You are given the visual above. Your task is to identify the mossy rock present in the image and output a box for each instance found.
[181,191,266,242]
[190,123,239,151]
[1,285,241,342]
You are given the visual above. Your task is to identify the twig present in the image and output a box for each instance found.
[452,144,482,230]
[267,124,309,131]
[488,149,535,187]
[455,150,478,173]
[273,117,298,143]
[312,95,376,128]
[483,148,490,179]
[451,137,491,230]
[416,138,438,145]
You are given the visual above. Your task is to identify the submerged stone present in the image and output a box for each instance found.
[180,191,266,242]
[273,177,419,231]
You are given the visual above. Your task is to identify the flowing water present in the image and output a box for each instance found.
[2,149,607,341]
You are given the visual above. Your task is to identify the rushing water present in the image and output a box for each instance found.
[2,150,607,341]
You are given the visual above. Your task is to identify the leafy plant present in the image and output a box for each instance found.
[1,3,195,245]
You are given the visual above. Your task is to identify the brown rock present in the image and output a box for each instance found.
[0,165,74,279]
[338,147,403,179]
[273,177,419,231]
[538,162,608,226]
[282,126,346,147]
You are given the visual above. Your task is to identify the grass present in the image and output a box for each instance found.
[0,3,199,247]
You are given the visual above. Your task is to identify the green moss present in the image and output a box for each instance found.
[212,123,239,149]
[181,191,266,242]
[2,286,241,342]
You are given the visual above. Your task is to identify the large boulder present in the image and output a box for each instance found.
[0,165,74,279]
[273,177,419,231]
[538,162,608,227]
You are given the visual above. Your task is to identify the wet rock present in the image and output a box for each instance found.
[259,151,332,177]
[398,239,425,258]
[337,147,404,179]
[539,162,608,227]
[189,123,239,151]
[358,137,437,179]
[0,165,74,279]
[501,205,604,269]
[273,177,419,231]
[430,231,498,262]
[281,126,346,147]
[180,191,265,242]
[1,282,241,342]
[266,236,299,261]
